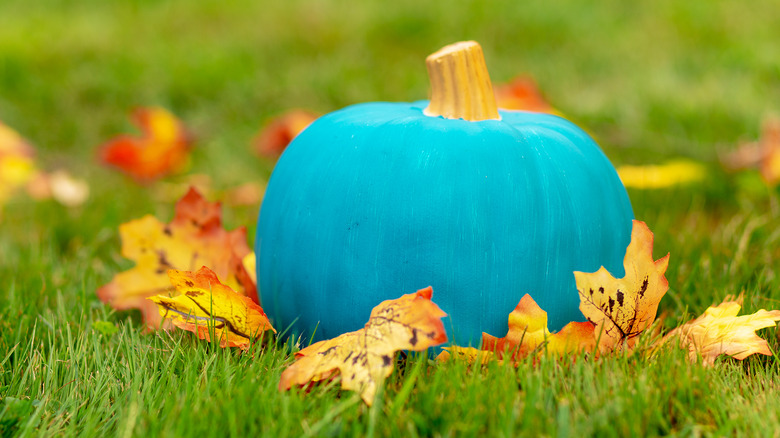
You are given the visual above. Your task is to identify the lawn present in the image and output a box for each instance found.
[2,0,780,436]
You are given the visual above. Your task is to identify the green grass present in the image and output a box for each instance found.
[2,0,780,436]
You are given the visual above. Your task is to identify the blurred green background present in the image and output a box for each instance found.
[3,0,779,170]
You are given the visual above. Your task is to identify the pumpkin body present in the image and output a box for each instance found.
[256,101,633,345]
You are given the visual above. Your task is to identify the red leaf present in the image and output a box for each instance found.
[99,107,192,181]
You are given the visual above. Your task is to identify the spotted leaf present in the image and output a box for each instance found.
[279,287,447,405]
[149,267,274,349]
[576,220,670,353]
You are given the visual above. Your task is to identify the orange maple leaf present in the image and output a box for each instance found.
[576,220,670,353]
[657,295,780,365]
[99,107,191,181]
[97,187,257,330]
[482,294,595,361]
[279,286,447,405]
[493,76,559,114]
[253,109,318,158]
[148,267,274,350]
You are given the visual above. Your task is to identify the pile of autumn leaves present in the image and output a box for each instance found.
[96,187,780,405]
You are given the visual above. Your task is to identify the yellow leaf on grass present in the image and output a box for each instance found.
[576,220,670,353]
[148,266,274,350]
[0,122,37,205]
[482,294,595,361]
[617,159,706,189]
[436,346,497,365]
[97,187,257,330]
[658,295,780,365]
[279,286,448,405]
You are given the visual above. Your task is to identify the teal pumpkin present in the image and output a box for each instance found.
[255,42,633,346]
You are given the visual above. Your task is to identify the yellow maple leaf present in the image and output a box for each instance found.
[481,294,596,361]
[658,295,780,365]
[617,159,706,189]
[575,220,670,353]
[279,286,448,405]
[97,187,257,330]
[148,267,274,350]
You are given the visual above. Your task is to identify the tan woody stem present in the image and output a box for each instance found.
[424,41,500,121]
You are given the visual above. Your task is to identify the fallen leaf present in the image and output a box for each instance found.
[436,346,497,365]
[97,187,257,330]
[617,159,707,189]
[149,267,274,349]
[253,109,318,157]
[576,220,670,353]
[279,286,447,405]
[98,107,191,181]
[0,122,37,206]
[657,295,780,365]
[242,252,257,285]
[720,115,780,187]
[27,170,90,207]
[493,76,559,114]
[482,294,595,361]
[758,117,780,186]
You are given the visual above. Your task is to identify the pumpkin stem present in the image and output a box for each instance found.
[424,41,500,121]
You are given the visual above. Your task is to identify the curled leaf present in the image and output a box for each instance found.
[279,286,447,405]
[482,294,595,361]
[149,267,274,350]
[658,295,780,365]
[98,107,191,181]
[97,187,256,330]
[576,220,670,353]
[617,159,707,189]
[253,109,318,157]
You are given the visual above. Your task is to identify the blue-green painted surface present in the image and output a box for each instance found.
[256,101,633,346]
